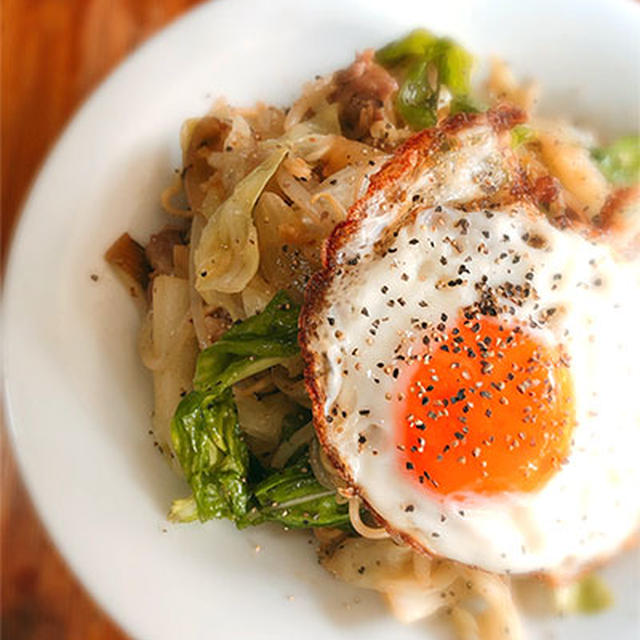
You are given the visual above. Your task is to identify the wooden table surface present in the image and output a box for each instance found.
[1,2,203,638]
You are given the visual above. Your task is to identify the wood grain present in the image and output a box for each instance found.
[1,1,202,638]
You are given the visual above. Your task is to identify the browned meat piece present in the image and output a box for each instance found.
[145,226,186,276]
[332,50,398,140]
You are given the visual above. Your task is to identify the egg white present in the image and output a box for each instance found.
[306,201,640,576]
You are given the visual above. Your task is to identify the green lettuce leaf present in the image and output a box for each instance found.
[170,291,347,530]
[591,134,640,185]
[239,454,350,529]
[194,290,300,395]
[171,389,250,522]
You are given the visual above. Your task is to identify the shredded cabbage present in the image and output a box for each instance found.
[195,105,342,297]
[195,146,288,295]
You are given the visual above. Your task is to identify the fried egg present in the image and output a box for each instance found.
[301,106,640,576]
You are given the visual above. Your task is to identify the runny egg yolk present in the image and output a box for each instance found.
[394,315,575,496]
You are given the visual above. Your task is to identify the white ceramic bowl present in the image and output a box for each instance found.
[4,1,639,638]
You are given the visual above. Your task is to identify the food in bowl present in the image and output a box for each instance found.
[107,29,639,639]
